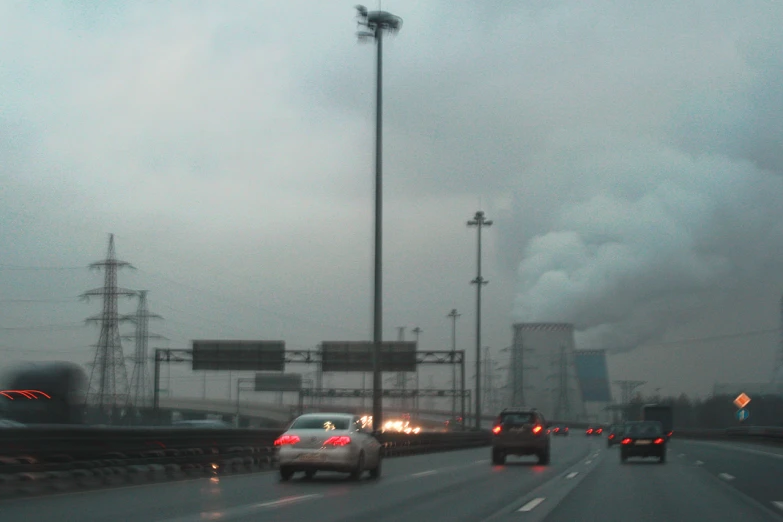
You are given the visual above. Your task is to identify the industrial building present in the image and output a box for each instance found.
[507,323,587,421]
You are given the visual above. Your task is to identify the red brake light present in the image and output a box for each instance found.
[596,428,603,434]
[324,436,351,446]
[532,425,543,434]
[609,434,614,439]
[492,425,502,435]
[274,435,300,446]
[621,438,632,445]
[554,428,559,432]
[586,429,593,434]
[667,431,673,437]
[654,438,665,445]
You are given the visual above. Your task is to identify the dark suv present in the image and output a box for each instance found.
[491,408,551,465]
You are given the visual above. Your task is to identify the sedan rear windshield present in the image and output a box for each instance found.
[626,423,662,437]
[290,416,351,430]
[500,413,535,425]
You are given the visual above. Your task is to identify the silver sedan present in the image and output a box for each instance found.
[275,413,382,481]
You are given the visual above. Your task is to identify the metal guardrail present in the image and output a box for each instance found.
[674,426,783,442]
[0,427,492,497]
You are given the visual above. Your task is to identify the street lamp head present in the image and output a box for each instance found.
[355,5,368,18]
[485,220,493,226]
[366,11,403,34]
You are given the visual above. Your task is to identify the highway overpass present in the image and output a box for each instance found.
[157,397,497,428]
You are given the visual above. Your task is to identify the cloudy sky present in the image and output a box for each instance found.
[2,0,782,402]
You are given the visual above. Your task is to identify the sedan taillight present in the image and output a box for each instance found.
[274,434,300,446]
[621,438,633,445]
[532,425,543,435]
[492,425,502,434]
[654,438,665,445]
[324,436,351,446]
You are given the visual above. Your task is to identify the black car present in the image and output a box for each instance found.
[606,424,625,447]
[551,424,569,436]
[491,408,551,465]
[620,421,667,463]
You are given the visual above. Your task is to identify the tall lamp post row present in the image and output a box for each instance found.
[355,6,493,432]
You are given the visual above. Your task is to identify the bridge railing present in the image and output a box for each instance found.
[0,426,491,497]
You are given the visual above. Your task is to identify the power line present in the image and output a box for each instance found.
[0,322,85,331]
[137,268,365,336]
[634,328,780,348]
[0,264,84,271]
[0,298,80,303]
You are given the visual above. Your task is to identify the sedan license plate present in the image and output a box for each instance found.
[635,439,652,445]
[297,453,323,461]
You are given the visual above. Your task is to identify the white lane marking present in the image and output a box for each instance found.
[412,470,437,477]
[157,494,323,522]
[772,501,783,511]
[518,498,546,512]
[565,472,579,479]
[678,454,685,458]
[585,460,592,465]
[695,460,704,466]
[255,495,323,508]
[718,473,735,481]
[474,459,490,464]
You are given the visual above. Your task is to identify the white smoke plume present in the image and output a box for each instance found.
[513,138,783,352]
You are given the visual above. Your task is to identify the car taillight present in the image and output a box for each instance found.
[532,425,543,434]
[654,438,665,445]
[596,429,603,434]
[324,436,351,446]
[621,438,633,445]
[274,435,300,446]
[492,425,502,434]
[609,434,614,439]
[554,428,559,432]
[667,431,673,437]
[586,429,593,434]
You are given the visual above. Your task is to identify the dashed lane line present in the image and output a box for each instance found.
[718,473,735,481]
[695,460,704,466]
[157,494,323,522]
[411,470,438,478]
[772,501,783,511]
[565,472,579,479]
[518,498,546,512]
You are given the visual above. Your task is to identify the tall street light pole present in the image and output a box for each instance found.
[412,326,422,413]
[356,6,402,435]
[468,211,492,428]
[447,309,461,419]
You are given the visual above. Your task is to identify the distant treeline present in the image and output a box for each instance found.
[623,394,783,429]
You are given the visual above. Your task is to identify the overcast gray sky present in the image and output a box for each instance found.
[2,1,782,401]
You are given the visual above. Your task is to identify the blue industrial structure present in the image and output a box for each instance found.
[574,350,612,403]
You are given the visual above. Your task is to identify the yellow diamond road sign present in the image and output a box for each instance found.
[734,393,751,409]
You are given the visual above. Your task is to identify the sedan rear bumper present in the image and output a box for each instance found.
[278,446,357,470]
